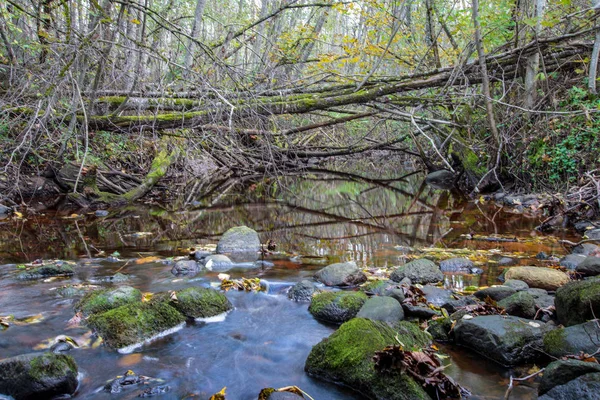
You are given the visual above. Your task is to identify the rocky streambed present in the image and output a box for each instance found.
[1,195,599,399]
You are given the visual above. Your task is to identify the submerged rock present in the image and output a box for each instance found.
[164,287,232,319]
[0,352,78,400]
[288,280,316,302]
[453,315,551,366]
[17,263,74,280]
[202,255,234,271]
[543,321,600,358]
[314,261,367,287]
[216,226,260,255]
[504,266,570,291]
[497,291,536,319]
[356,296,404,323]
[87,301,186,349]
[425,170,455,190]
[539,359,600,395]
[308,291,367,324]
[439,258,476,273]
[555,277,600,326]
[390,259,443,284]
[76,286,142,316]
[104,370,144,393]
[171,260,203,276]
[305,318,431,400]
[538,372,600,400]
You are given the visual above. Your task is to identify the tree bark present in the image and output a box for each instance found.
[524,0,546,108]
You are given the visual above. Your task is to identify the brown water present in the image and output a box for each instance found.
[0,175,579,399]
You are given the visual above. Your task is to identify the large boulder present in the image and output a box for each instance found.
[576,256,600,277]
[165,287,232,319]
[543,321,600,358]
[504,266,570,291]
[425,170,455,190]
[314,261,366,287]
[305,318,431,400]
[555,277,600,326]
[497,291,536,319]
[453,315,551,366]
[559,254,587,270]
[76,286,142,316]
[288,280,316,302]
[539,359,600,395]
[356,296,404,323]
[308,291,367,324]
[439,258,476,273]
[17,262,74,280]
[0,352,78,400]
[538,372,600,400]
[390,259,443,285]
[474,286,516,302]
[216,226,260,259]
[87,301,186,349]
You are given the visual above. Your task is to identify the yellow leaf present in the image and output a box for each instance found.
[209,387,226,400]
[14,211,23,218]
[135,256,161,265]
[131,18,141,25]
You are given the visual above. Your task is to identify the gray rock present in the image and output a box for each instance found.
[101,272,129,283]
[17,263,74,280]
[441,296,479,313]
[576,256,600,276]
[533,293,555,309]
[572,243,600,256]
[0,204,10,215]
[420,285,452,306]
[573,221,597,234]
[497,291,536,319]
[543,321,600,358]
[497,257,516,266]
[425,170,455,190]
[474,286,516,302]
[439,258,475,273]
[503,279,529,291]
[555,277,600,326]
[308,291,367,324]
[538,372,600,400]
[526,288,549,296]
[0,352,78,400]
[454,315,551,366]
[288,280,316,302]
[428,317,453,341]
[192,250,212,261]
[216,226,260,255]
[560,254,588,270]
[314,261,367,287]
[171,260,203,276]
[390,259,443,284]
[357,296,404,323]
[539,359,600,395]
[402,304,441,319]
[202,254,233,272]
[583,228,600,241]
[94,210,109,217]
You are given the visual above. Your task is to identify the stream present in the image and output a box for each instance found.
[0,175,579,399]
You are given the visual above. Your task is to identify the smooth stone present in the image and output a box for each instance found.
[504,266,570,291]
[575,256,600,276]
[474,286,516,302]
[454,315,551,366]
[439,258,475,273]
[572,243,600,256]
[441,296,479,313]
[559,254,587,270]
[543,321,600,358]
[420,285,452,306]
[0,352,78,400]
[357,296,404,323]
[503,279,529,291]
[288,280,316,302]
[538,372,600,400]
[573,221,597,234]
[314,261,367,287]
[497,291,536,319]
[389,259,443,285]
[539,359,600,395]
[402,304,440,319]
[216,226,260,255]
[171,260,203,276]
[555,277,600,326]
[202,254,233,272]
[583,228,600,241]
[425,170,455,190]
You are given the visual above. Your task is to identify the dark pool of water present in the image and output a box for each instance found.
[0,175,580,399]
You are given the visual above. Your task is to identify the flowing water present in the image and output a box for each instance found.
[0,175,579,399]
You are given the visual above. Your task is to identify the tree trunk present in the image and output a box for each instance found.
[524,0,546,109]
[183,0,207,76]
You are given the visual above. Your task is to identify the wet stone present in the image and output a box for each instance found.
[559,254,587,270]
[474,286,516,302]
[288,280,316,302]
[503,279,529,291]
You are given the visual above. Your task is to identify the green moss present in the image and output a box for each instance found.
[555,278,600,326]
[543,328,568,356]
[167,287,232,318]
[28,353,77,381]
[76,286,142,316]
[305,318,430,400]
[309,291,367,323]
[360,280,387,293]
[427,317,452,341]
[87,301,185,349]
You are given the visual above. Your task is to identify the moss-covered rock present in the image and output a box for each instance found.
[538,372,600,400]
[555,277,600,326]
[0,352,78,400]
[76,286,142,316]
[389,259,443,284]
[165,287,232,319]
[216,225,260,256]
[539,359,600,395]
[314,261,367,287]
[305,318,431,400]
[427,317,453,342]
[17,263,74,280]
[543,321,600,358]
[308,291,367,324]
[497,291,536,319]
[87,301,186,349]
[356,296,404,323]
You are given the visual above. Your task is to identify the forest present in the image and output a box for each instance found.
[0,0,598,212]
